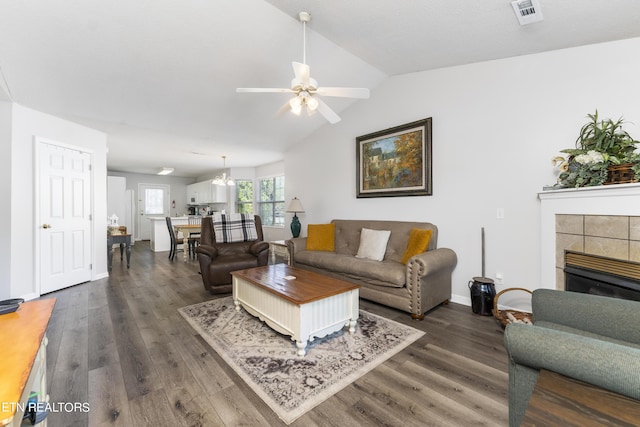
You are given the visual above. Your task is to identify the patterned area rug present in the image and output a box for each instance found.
[178,296,425,424]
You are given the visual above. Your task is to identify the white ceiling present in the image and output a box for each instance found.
[1,0,639,177]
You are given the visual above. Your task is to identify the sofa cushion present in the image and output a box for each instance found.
[401,228,433,264]
[306,224,335,251]
[331,219,438,263]
[295,251,406,288]
[356,228,391,261]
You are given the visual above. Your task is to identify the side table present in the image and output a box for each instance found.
[108,233,132,271]
[0,299,56,427]
[269,240,290,265]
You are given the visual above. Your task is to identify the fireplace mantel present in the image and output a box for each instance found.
[538,183,640,290]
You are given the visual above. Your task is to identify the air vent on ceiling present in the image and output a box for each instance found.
[511,0,543,26]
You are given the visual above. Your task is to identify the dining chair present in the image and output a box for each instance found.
[165,217,186,261]
[187,216,202,258]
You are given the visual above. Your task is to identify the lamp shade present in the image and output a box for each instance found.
[286,197,305,213]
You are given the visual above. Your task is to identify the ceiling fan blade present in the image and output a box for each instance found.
[316,87,370,99]
[236,88,294,93]
[292,62,310,86]
[316,98,341,124]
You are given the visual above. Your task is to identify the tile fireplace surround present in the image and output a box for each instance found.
[539,183,640,290]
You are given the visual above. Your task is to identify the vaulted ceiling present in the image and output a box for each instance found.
[1,0,639,177]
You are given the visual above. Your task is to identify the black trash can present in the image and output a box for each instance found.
[468,276,496,316]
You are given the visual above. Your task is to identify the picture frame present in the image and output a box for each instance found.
[356,117,432,198]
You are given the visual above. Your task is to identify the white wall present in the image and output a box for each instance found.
[0,101,12,300]
[10,104,108,299]
[107,170,195,217]
[107,175,127,225]
[285,37,640,306]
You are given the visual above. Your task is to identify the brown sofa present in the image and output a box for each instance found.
[287,219,457,319]
[196,215,269,294]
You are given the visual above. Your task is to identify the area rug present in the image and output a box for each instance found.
[178,296,425,424]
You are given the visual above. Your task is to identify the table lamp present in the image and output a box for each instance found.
[286,197,305,238]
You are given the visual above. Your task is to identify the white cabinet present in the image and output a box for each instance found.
[198,181,213,203]
[211,183,228,203]
[187,181,227,204]
[187,182,200,204]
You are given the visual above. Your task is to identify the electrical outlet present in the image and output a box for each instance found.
[496,208,505,219]
[496,272,504,284]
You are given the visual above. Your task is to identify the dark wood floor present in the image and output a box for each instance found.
[39,241,509,427]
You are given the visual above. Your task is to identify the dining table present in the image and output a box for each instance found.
[173,224,202,261]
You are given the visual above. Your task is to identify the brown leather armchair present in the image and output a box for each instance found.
[196,215,270,294]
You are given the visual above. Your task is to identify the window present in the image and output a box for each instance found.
[258,176,285,226]
[144,188,165,215]
[235,180,254,214]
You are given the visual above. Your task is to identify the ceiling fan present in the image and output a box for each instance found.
[236,12,370,124]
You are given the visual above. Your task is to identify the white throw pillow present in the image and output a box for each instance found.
[356,228,391,261]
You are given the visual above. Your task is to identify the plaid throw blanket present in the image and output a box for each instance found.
[212,213,258,243]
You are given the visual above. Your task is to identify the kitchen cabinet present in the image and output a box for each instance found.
[187,181,227,204]
[187,183,199,204]
[211,183,228,203]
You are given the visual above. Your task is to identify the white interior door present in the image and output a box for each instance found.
[137,183,170,240]
[39,141,92,294]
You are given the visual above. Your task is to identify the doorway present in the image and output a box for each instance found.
[37,139,93,294]
[137,183,170,240]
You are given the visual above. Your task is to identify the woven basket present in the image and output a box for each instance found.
[492,287,533,328]
[605,163,635,185]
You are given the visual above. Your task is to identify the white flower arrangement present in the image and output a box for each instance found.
[573,150,605,165]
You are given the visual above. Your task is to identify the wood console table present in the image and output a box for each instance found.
[0,299,56,426]
[107,233,132,271]
[522,369,640,426]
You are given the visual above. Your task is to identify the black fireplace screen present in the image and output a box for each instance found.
[564,251,640,302]
[565,265,640,302]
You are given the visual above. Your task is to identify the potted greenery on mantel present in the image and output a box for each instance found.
[551,110,640,188]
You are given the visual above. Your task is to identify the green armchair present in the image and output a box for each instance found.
[504,289,640,426]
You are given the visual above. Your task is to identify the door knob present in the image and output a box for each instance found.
[42,224,51,229]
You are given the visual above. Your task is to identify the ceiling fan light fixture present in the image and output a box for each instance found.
[306,96,319,111]
[289,96,303,115]
[235,11,369,124]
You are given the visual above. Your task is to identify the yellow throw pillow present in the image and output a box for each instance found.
[401,228,432,264]
[306,223,335,252]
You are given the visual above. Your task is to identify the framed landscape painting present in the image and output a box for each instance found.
[356,117,432,198]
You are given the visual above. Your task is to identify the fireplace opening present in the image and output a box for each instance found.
[564,251,640,302]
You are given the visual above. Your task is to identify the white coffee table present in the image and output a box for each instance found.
[231,264,360,356]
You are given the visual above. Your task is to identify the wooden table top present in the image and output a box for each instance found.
[174,224,201,230]
[232,264,359,305]
[0,299,56,426]
[522,369,640,426]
